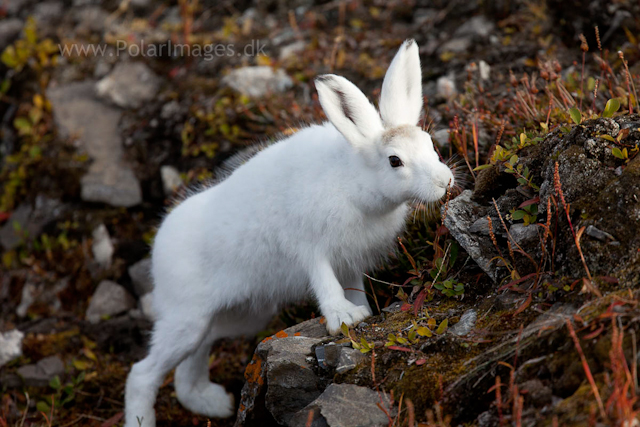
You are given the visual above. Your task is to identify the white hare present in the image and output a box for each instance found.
[124,39,454,426]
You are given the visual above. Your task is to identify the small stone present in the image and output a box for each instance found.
[222,66,293,98]
[81,164,142,207]
[96,62,162,109]
[32,1,64,26]
[455,15,494,38]
[479,60,491,81]
[336,347,366,373]
[16,356,64,387]
[437,75,457,100]
[139,293,156,321]
[0,19,23,51]
[449,309,477,337]
[0,195,65,251]
[585,225,616,242]
[86,280,136,324]
[128,258,153,296]
[93,59,112,78]
[382,301,403,313]
[279,40,306,60]
[160,165,183,196]
[74,6,109,34]
[91,224,114,269]
[440,38,471,53]
[431,129,450,147]
[0,330,24,368]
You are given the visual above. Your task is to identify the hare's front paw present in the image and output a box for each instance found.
[322,299,372,335]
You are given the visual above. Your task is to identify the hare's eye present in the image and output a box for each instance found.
[389,156,403,168]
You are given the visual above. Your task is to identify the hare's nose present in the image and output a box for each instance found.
[434,169,454,189]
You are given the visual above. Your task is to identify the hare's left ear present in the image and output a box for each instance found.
[379,39,423,128]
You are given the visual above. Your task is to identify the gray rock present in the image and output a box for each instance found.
[160,165,182,196]
[449,309,477,337]
[91,224,114,269]
[236,318,326,426]
[479,60,491,81]
[455,15,494,38]
[32,1,64,24]
[6,0,32,15]
[0,18,23,51]
[139,293,156,321]
[436,75,457,100]
[86,280,136,324]
[96,62,161,109]
[264,337,325,424]
[439,37,471,53]
[442,190,498,281]
[47,80,142,207]
[291,384,393,427]
[279,40,306,60]
[93,59,112,78]
[585,225,616,242]
[431,128,450,147]
[509,223,540,247]
[336,347,365,374]
[222,66,293,98]
[468,216,491,235]
[0,195,65,250]
[0,329,24,368]
[16,277,68,317]
[381,301,403,313]
[74,6,108,34]
[128,258,153,296]
[16,355,64,387]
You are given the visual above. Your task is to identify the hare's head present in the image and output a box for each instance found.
[315,39,454,207]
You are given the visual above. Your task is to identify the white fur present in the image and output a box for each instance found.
[124,39,454,427]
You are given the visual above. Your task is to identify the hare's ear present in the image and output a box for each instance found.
[315,74,383,148]
[379,39,423,128]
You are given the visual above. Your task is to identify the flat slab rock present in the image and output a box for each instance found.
[85,280,136,324]
[290,383,394,427]
[16,355,64,387]
[47,80,142,207]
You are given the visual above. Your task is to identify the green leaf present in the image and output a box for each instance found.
[569,107,582,125]
[36,401,50,413]
[13,117,32,135]
[473,164,493,171]
[436,318,448,335]
[49,375,61,390]
[511,210,526,220]
[612,147,625,159]
[603,98,620,118]
[509,155,518,165]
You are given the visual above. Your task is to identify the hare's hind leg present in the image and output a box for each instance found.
[124,314,211,427]
[174,307,276,418]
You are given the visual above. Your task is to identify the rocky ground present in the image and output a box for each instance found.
[1,0,640,426]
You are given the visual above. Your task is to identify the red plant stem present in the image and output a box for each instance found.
[566,319,606,420]
[580,51,586,112]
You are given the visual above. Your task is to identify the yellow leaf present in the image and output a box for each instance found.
[72,359,90,370]
[436,319,448,335]
[83,348,97,362]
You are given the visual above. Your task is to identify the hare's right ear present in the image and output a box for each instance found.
[315,74,383,149]
[379,39,423,128]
